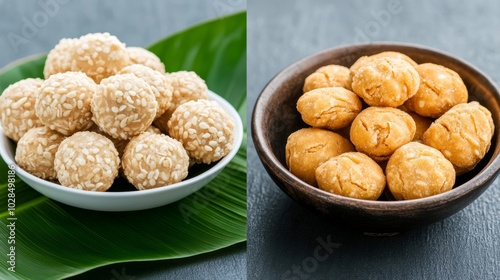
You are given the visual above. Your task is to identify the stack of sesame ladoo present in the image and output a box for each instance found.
[286,51,494,201]
[0,32,235,192]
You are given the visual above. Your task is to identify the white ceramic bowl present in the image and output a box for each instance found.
[0,91,243,211]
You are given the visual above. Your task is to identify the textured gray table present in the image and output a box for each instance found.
[0,0,246,279]
[247,0,500,279]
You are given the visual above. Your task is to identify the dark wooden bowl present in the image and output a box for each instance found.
[251,43,500,233]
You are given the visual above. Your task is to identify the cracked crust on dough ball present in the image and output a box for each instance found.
[350,107,416,161]
[423,102,494,173]
[285,128,354,186]
[405,63,468,118]
[303,65,353,92]
[386,142,455,200]
[350,51,418,73]
[297,87,362,130]
[316,152,386,200]
[351,57,420,107]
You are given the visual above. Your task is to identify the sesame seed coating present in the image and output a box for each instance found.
[15,127,65,180]
[145,125,162,135]
[88,122,161,157]
[35,72,96,136]
[44,38,77,78]
[168,99,235,164]
[54,131,120,191]
[92,74,158,140]
[127,47,165,73]
[72,33,130,83]
[0,78,44,141]
[122,133,189,190]
[119,64,173,119]
[154,71,208,133]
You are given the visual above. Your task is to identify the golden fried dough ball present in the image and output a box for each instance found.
[351,57,420,107]
[350,51,418,73]
[350,107,416,161]
[316,152,386,200]
[296,87,362,130]
[285,128,355,186]
[386,142,455,200]
[423,102,494,172]
[408,112,433,141]
[405,63,468,118]
[303,65,352,92]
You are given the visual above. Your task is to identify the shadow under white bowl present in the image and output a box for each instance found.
[0,90,243,211]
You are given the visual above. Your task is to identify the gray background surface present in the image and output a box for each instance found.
[247,0,500,279]
[0,0,244,68]
[0,0,246,279]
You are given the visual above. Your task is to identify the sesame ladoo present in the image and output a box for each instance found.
[36,72,96,135]
[154,71,208,133]
[122,132,189,190]
[127,47,166,73]
[72,32,130,83]
[92,73,158,140]
[168,99,235,164]
[88,123,161,157]
[0,78,44,141]
[119,64,172,119]
[54,131,120,191]
[3,32,238,195]
[43,38,77,78]
[15,127,65,181]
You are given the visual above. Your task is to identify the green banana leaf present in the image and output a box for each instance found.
[0,12,247,280]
